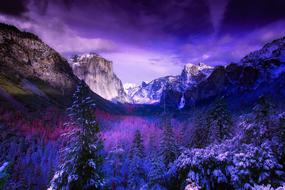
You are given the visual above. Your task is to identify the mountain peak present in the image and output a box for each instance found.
[183,62,213,72]
[241,36,285,66]
[0,22,41,41]
[181,63,214,86]
[71,52,106,63]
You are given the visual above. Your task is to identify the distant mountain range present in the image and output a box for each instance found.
[124,63,213,105]
[0,22,285,114]
[162,36,285,110]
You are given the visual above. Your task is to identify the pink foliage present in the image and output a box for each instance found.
[0,107,69,142]
[97,110,191,150]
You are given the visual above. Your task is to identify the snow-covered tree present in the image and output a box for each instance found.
[128,130,146,189]
[243,96,275,145]
[279,114,285,153]
[105,144,125,190]
[207,99,232,144]
[49,81,104,190]
[148,154,166,187]
[130,130,144,159]
[159,114,179,167]
[148,135,166,188]
[172,137,285,190]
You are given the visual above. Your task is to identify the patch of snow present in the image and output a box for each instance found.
[123,83,138,90]
[271,65,285,78]
[0,162,8,173]
[123,83,140,97]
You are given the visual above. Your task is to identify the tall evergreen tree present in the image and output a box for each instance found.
[207,99,232,144]
[189,113,209,148]
[278,114,285,163]
[253,96,274,136]
[148,135,166,187]
[49,81,104,190]
[159,114,178,167]
[280,115,285,146]
[130,130,144,159]
[105,144,125,190]
[128,130,146,189]
[243,96,276,145]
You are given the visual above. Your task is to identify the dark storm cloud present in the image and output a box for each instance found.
[221,0,285,34]
[36,0,214,44]
[0,0,28,17]
[0,0,285,83]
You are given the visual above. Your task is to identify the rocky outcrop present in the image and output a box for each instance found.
[69,53,127,102]
[180,63,213,87]
[0,23,78,110]
[0,23,77,93]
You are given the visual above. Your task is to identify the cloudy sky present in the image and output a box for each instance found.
[1,0,285,84]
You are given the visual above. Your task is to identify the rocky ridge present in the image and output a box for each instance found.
[162,36,285,110]
[0,23,78,110]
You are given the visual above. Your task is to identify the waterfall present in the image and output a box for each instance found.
[178,93,185,110]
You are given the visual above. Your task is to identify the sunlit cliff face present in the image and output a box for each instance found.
[1,0,285,84]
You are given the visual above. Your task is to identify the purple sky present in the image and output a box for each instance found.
[1,0,285,84]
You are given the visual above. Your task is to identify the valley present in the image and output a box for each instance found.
[0,20,285,190]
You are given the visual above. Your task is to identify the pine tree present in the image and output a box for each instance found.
[279,113,285,164]
[280,115,285,147]
[49,81,104,190]
[106,145,125,190]
[253,96,274,137]
[159,114,178,167]
[148,136,166,187]
[130,130,144,159]
[207,99,232,144]
[189,113,209,148]
[244,96,275,145]
[148,155,165,187]
[128,130,146,189]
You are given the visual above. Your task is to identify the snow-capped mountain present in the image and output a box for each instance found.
[69,53,128,102]
[170,36,285,110]
[240,36,285,80]
[123,83,140,97]
[180,63,213,88]
[241,36,285,66]
[125,63,214,104]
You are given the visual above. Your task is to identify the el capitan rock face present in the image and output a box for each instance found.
[69,53,128,102]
